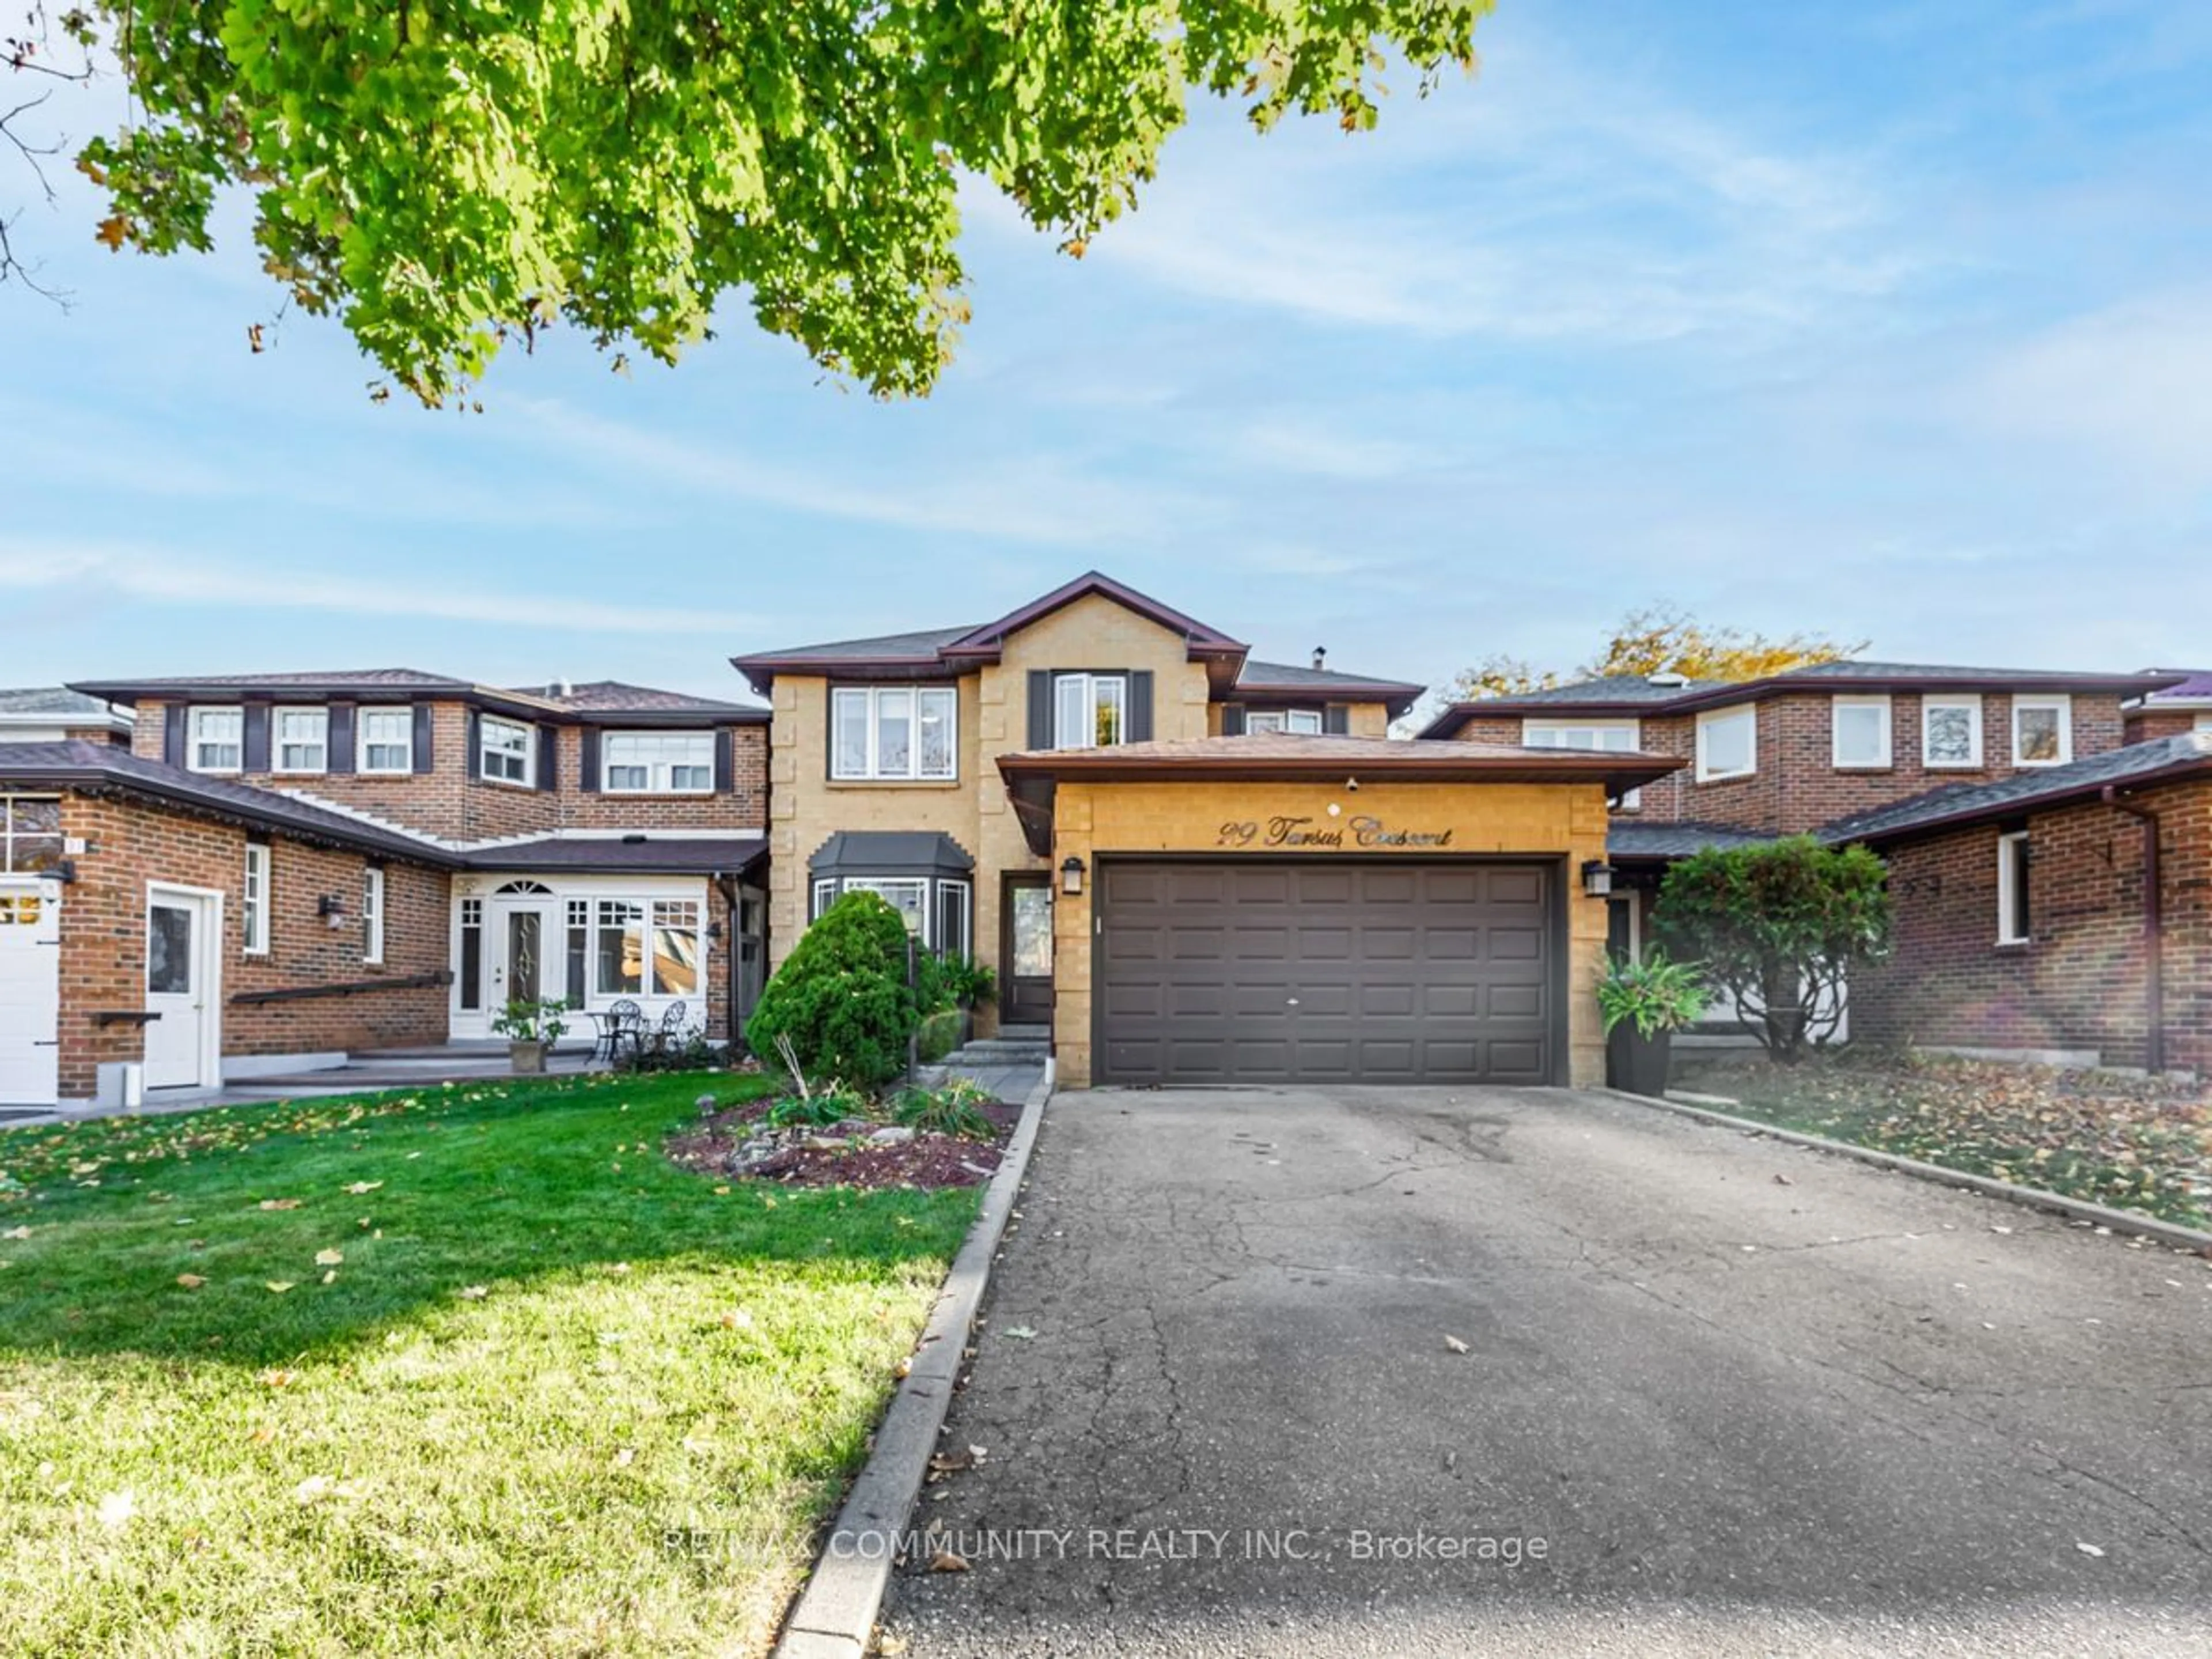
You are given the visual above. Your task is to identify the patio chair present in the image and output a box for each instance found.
[594,999,643,1064]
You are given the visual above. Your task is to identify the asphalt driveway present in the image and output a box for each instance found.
[882,1085,2212,1658]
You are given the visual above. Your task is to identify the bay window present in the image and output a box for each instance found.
[831,687,957,780]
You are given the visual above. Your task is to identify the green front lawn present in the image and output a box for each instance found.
[1673,1049,2212,1231]
[0,1073,980,1656]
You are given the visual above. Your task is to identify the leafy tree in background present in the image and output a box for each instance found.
[1452,601,1865,701]
[1652,836,1891,1065]
[3,1,1490,403]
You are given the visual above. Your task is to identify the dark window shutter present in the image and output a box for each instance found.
[713,728,733,793]
[1027,671,1054,750]
[329,703,357,773]
[1323,704,1350,735]
[162,704,187,767]
[1128,671,1154,743]
[1221,704,1246,736]
[242,704,271,772]
[578,728,601,793]
[535,725,558,791]
[465,711,483,779]
[411,704,435,774]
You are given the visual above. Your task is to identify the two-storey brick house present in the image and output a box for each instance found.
[0,671,769,1107]
[1421,661,2207,1073]
[735,571,1671,1089]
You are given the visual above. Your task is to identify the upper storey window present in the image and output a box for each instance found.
[1923,697,1984,770]
[1694,705,1757,782]
[832,687,957,781]
[1054,673,1126,749]
[1524,719,1642,808]
[359,708,414,773]
[1245,709,1323,734]
[275,708,328,774]
[188,706,243,773]
[1830,695,1892,770]
[2012,695,2071,767]
[604,731,714,794]
[479,715,534,785]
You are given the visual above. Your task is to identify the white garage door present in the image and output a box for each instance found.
[0,880,61,1106]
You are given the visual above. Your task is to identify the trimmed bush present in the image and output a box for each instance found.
[917,1006,967,1065]
[744,892,919,1091]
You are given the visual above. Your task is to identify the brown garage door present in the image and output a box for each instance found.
[1096,859,1558,1086]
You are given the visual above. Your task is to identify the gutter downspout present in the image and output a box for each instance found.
[2102,787,2166,1075]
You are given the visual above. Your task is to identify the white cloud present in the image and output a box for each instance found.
[0,539,762,634]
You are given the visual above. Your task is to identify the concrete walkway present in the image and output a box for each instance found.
[884,1084,2212,1658]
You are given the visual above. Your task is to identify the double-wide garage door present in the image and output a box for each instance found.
[1097,860,1558,1086]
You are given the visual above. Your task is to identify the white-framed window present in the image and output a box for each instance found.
[0,796,63,874]
[275,707,329,774]
[242,842,271,956]
[1246,709,1324,735]
[188,706,244,773]
[810,875,975,956]
[1831,695,1893,770]
[810,878,838,921]
[603,730,715,794]
[935,880,972,960]
[359,708,414,773]
[362,866,385,964]
[650,900,702,997]
[1997,831,2031,945]
[479,716,533,785]
[591,897,702,997]
[1054,673,1127,749]
[830,687,958,781]
[2012,695,2072,767]
[596,899,645,995]
[1694,705,1757,783]
[1524,719,1645,808]
[1923,696,1984,770]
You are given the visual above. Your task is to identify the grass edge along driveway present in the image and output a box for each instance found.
[0,1072,979,1657]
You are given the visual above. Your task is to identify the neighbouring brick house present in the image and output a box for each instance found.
[0,687,131,746]
[2124,669,2212,744]
[1832,734,2212,1077]
[2,673,770,1108]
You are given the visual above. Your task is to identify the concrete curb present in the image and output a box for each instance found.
[1599,1086,2212,1255]
[772,1071,1054,1659]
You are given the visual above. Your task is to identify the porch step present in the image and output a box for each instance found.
[995,1023,1050,1042]
[942,1039,1048,1066]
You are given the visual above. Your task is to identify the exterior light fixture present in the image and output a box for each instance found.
[317,893,347,928]
[1060,855,1086,896]
[1581,859,1616,899]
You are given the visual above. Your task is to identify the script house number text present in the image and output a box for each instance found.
[1218,815,1456,850]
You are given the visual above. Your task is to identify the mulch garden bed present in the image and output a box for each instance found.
[666,1097,1023,1191]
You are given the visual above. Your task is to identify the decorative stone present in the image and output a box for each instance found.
[868,1126,916,1146]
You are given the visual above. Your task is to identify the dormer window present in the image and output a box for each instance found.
[1245,709,1323,735]
[188,706,244,773]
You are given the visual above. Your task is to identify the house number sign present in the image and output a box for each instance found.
[1217,815,1456,850]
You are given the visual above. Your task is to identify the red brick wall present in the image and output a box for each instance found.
[55,796,450,1097]
[1851,777,2212,1074]
[1451,692,2129,835]
[2126,709,2206,744]
[130,700,768,842]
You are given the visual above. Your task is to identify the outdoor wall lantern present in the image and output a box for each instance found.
[1580,859,1616,899]
[1060,855,1086,897]
[317,893,347,927]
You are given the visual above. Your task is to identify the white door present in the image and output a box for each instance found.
[144,891,217,1090]
[487,900,560,1018]
[0,880,60,1105]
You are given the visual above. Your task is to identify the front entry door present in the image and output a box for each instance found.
[1002,874,1054,1025]
[144,890,215,1089]
[488,902,559,1016]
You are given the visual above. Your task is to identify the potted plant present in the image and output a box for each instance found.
[492,997,570,1075]
[1596,949,1707,1098]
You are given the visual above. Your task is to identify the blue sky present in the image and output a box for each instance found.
[4,0,2209,704]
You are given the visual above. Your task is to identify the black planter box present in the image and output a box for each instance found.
[1606,1025,1672,1097]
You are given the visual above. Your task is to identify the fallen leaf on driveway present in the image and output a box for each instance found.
[1772,1173,1793,1185]
[1444,1335,1471,1354]
[928,1550,970,1573]
[1001,1325,1038,1340]
[2077,1541,2106,1558]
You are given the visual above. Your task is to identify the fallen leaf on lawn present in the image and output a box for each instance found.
[257,1368,298,1388]
[264,1282,295,1294]
[2,1226,30,1241]
[1001,1325,1038,1340]
[2077,1541,2105,1558]
[606,1262,632,1275]
[315,1249,344,1267]
[893,1357,912,1380]
[257,1199,302,1211]
[456,1285,488,1300]
[249,1425,275,1445]
[928,1550,970,1573]
[175,1274,206,1290]
[1444,1335,1471,1354]
[344,1181,382,1195]
[293,1475,332,1505]
[717,1309,754,1330]
[612,1448,635,1468]
[321,1270,338,1285]
[713,1185,730,1195]
[95,1490,136,1529]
